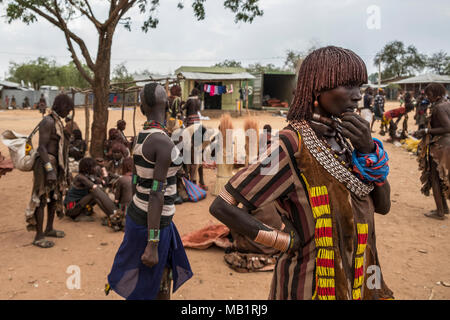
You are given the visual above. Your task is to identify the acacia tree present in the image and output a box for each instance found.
[374,41,426,79]
[426,51,450,75]
[2,0,263,157]
[9,58,91,89]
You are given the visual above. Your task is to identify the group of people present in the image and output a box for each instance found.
[2,95,18,109]
[360,87,443,142]
[8,45,449,301]
[1,93,47,111]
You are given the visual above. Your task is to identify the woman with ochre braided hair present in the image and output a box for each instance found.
[210,46,394,300]
[107,83,192,300]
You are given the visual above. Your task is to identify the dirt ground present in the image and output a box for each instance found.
[1,103,449,300]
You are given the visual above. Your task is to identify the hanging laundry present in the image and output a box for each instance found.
[210,85,215,96]
[227,84,234,94]
[214,85,220,96]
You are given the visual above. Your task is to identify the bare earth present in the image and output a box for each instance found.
[1,103,449,300]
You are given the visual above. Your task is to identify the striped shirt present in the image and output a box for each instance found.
[225,128,317,299]
[129,128,181,226]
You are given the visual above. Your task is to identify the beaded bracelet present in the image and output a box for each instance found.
[148,229,160,243]
[152,180,164,193]
[44,162,53,172]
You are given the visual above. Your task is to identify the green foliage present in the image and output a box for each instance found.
[374,41,427,79]
[57,62,92,89]
[246,63,284,74]
[284,50,302,72]
[426,51,450,75]
[111,62,135,88]
[8,57,91,89]
[214,60,243,68]
[368,73,379,84]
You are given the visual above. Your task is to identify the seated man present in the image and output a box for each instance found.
[64,157,119,224]
[68,129,87,161]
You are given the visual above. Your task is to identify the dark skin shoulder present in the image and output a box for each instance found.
[430,101,450,134]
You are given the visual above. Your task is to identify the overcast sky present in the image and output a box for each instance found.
[1,0,449,80]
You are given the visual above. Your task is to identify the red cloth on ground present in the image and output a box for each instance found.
[181,223,232,249]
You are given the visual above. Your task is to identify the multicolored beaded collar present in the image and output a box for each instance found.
[143,120,168,134]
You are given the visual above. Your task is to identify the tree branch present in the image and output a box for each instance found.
[14,0,96,73]
[84,0,97,21]
[103,0,129,29]
[67,0,102,29]
[47,0,96,71]
[52,1,94,84]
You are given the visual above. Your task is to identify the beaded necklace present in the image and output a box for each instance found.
[290,120,374,198]
[319,133,354,171]
[143,120,168,134]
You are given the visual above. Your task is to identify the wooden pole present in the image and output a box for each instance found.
[121,88,125,120]
[133,90,138,139]
[84,93,90,152]
[245,80,249,116]
[378,62,381,91]
[239,80,242,117]
[70,88,75,133]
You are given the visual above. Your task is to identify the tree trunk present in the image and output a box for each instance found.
[89,31,113,159]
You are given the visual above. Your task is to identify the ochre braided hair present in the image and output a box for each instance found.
[287,46,368,121]
[425,83,446,100]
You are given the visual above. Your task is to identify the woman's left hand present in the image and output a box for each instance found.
[340,112,375,154]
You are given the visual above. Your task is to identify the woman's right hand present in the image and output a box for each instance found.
[281,215,301,253]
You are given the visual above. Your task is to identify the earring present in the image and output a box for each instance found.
[314,100,319,108]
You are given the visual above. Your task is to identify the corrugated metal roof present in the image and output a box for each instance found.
[394,73,450,84]
[132,73,177,85]
[0,80,20,88]
[175,66,246,74]
[363,84,389,88]
[178,71,255,81]
[260,70,296,76]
